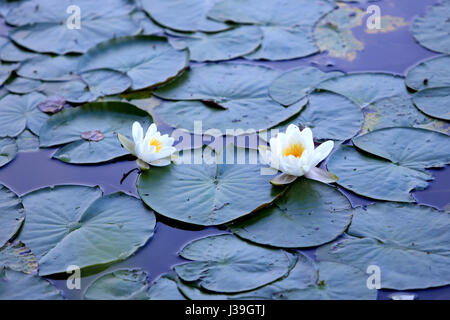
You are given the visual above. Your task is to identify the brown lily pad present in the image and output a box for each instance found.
[37,96,66,114]
[81,130,105,142]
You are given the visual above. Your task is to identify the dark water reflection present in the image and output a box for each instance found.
[0,0,448,300]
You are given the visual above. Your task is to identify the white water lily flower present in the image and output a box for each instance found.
[259,124,337,185]
[132,122,176,169]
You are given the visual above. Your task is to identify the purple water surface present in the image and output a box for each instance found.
[0,0,448,300]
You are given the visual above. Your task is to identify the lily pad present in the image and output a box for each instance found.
[0,36,37,62]
[79,36,189,90]
[318,73,408,108]
[0,61,19,85]
[412,0,450,54]
[0,268,63,300]
[0,241,38,274]
[168,26,263,62]
[361,94,449,135]
[154,63,305,132]
[230,178,352,248]
[141,0,229,32]
[131,10,163,35]
[208,0,334,60]
[84,269,151,300]
[84,269,185,300]
[177,253,314,299]
[0,93,48,137]
[5,77,42,94]
[0,185,24,247]
[313,5,365,61]
[269,67,344,106]
[328,128,450,202]
[7,0,140,54]
[276,261,377,300]
[16,130,39,152]
[413,87,450,121]
[405,55,450,91]
[317,202,450,290]
[39,101,151,164]
[174,234,292,293]
[327,145,432,202]
[274,91,364,141]
[17,55,79,81]
[138,146,284,226]
[352,127,450,170]
[20,185,156,276]
[39,70,132,104]
[0,137,17,167]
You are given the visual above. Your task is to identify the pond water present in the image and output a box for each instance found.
[0,0,448,300]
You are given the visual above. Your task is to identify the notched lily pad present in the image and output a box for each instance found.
[405,55,450,91]
[317,202,450,290]
[0,185,24,247]
[174,234,292,293]
[413,87,450,121]
[19,185,156,276]
[0,137,17,168]
[230,179,352,248]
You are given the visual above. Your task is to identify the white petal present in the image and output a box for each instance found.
[305,167,338,184]
[310,140,334,168]
[157,147,177,159]
[144,123,158,141]
[299,127,314,151]
[132,122,143,144]
[286,124,300,136]
[258,145,271,165]
[136,159,150,170]
[150,157,171,167]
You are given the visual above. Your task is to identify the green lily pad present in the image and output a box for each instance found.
[274,91,364,141]
[328,128,450,202]
[208,0,334,60]
[7,0,140,54]
[0,61,19,85]
[317,202,450,290]
[138,146,284,226]
[141,0,229,32]
[230,178,352,248]
[0,268,63,300]
[39,70,132,103]
[84,269,151,300]
[174,234,292,293]
[17,55,79,81]
[412,0,450,54]
[405,55,450,91]
[361,94,449,135]
[269,67,343,106]
[20,185,156,276]
[0,36,37,62]
[0,137,17,168]
[79,36,188,90]
[328,145,432,202]
[352,127,450,170]
[131,10,163,35]
[39,101,151,164]
[0,185,24,247]
[318,73,408,108]
[177,253,314,299]
[413,87,450,121]
[0,93,48,137]
[84,269,185,300]
[0,241,38,274]
[5,77,42,94]
[147,273,186,300]
[154,63,305,132]
[168,26,263,62]
[16,130,40,152]
[313,4,365,61]
[277,261,377,300]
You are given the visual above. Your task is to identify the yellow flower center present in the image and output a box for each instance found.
[150,138,162,153]
[283,143,304,158]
